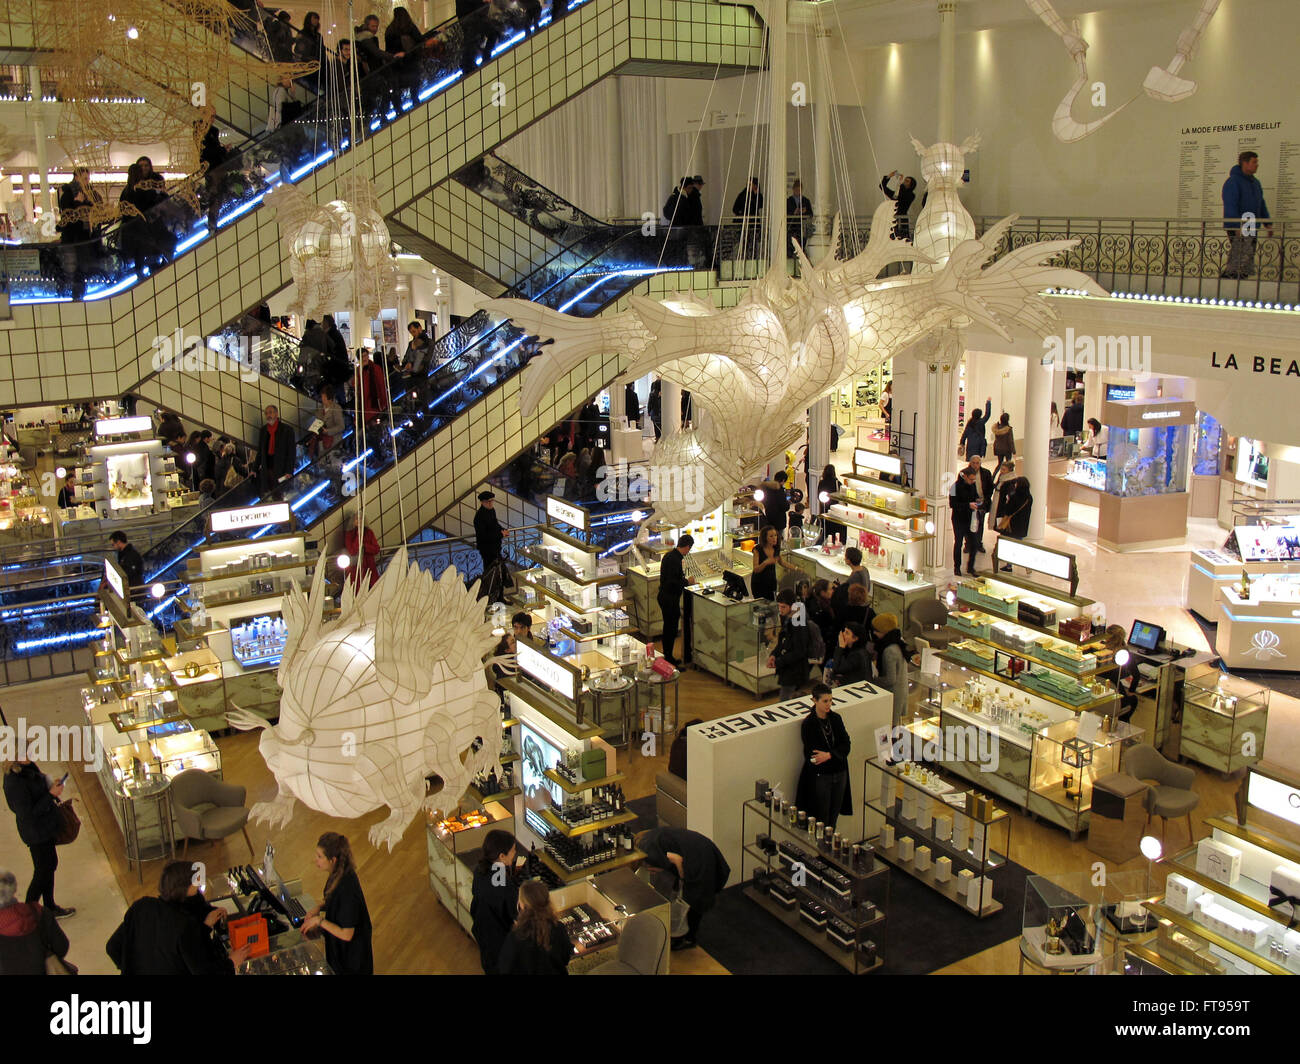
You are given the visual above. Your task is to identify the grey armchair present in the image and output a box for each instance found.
[903,597,961,651]
[171,769,255,858]
[1122,743,1200,843]
[588,912,669,975]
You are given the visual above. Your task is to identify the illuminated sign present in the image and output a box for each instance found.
[546,496,587,531]
[95,416,153,437]
[1247,771,1300,828]
[515,640,576,700]
[210,502,291,533]
[853,448,902,478]
[1141,410,1181,421]
[103,558,126,601]
[1244,630,1286,661]
[994,539,1072,582]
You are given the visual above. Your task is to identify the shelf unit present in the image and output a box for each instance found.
[863,756,1008,918]
[741,798,888,974]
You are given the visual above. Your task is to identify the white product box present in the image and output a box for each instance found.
[970,821,986,857]
[935,856,952,883]
[916,792,933,819]
[880,773,894,811]
[1163,873,1205,915]
[951,813,970,850]
[880,823,895,849]
[933,813,953,841]
[898,835,915,861]
[1284,930,1300,974]
[915,845,932,871]
[1196,838,1242,886]
[901,794,917,822]
[1269,864,1300,923]
[967,875,991,912]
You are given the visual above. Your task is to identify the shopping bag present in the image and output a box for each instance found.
[53,799,81,846]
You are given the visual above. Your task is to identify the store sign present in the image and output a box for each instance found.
[853,448,902,478]
[1247,771,1300,828]
[103,558,126,601]
[994,539,1072,582]
[515,640,576,700]
[1141,409,1182,421]
[546,497,587,531]
[210,502,291,533]
[95,416,153,437]
[693,682,879,742]
[1211,352,1300,378]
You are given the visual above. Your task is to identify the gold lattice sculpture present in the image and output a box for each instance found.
[21,0,316,170]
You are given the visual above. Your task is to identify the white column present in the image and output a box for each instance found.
[936,1,958,144]
[920,331,963,570]
[765,0,787,267]
[1024,352,1052,540]
[661,379,682,439]
[806,28,833,262]
[30,69,53,223]
[1051,363,1066,434]
[610,378,627,421]
[808,396,830,511]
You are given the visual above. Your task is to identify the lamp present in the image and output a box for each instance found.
[1114,648,1130,668]
[752,488,765,503]
[55,466,66,478]
[336,553,351,570]
[150,582,165,599]
[1140,834,1163,895]
[185,452,196,465]
[924,520,935,535]
[818,490,830,504]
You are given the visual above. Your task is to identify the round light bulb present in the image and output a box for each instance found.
[150,582,165,599]
[126,25,139,38]
[1139,836,1162,861]
[1114,648,1131,667]
[336,553,351,570]
[55,466,66,478]
[945,590,956,606]
[925,520,935,535]
[752,488,765,503]
[630,510,645,522]
[185,452,196,464]
[818,490,830,504]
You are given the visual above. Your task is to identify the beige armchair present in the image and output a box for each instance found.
[171,769,254,858]
[588,913,668,975]
[1122,743,1201,844]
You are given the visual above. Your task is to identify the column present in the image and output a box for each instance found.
[30,68,53,223]
[660,379,682,438]
[936,1,958,143]
[1024,351,1053,540]
[609,378,626,421]
[765,0,787,268]
[918,330,963,570]
[808,396,830,511]
[805,28,833,262]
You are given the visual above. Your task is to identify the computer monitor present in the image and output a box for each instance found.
[722,570,749,600]
[1128,619,1165,653]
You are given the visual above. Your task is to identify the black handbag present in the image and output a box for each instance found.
[53,798,81,846]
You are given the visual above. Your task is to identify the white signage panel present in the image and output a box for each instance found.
[853,448,902,477]
[95,416,153,437]
[546,496,587,530]
[515,640,576,701]
[995,539,1072,582]
[103,558,126,600]
[210,502,292,533]
[1248,771,1300,828]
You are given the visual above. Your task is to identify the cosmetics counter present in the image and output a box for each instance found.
[820,450,932,570]
[207,871,332,975]
[1049,398,1195,551]
[0,444,52,546]
[1186,517,1300,620]
[1142,767,1300,975]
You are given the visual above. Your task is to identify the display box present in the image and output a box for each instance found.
[935,856,952,883]
[1196,837,1242,886]
[915,845,931,871]
[1021,874,1101,968]
[1164,873,1205,915]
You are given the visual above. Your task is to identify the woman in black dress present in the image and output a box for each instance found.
[303,832,373,974]
[817,464,845,543]
[470,829,519,974]
[750,524,790,601]
[497,880,572,975]
[794,683,853,830]
[635,826,730,951]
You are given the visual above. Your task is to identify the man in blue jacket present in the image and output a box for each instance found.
[1222,151,1272,279]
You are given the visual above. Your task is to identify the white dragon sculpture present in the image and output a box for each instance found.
[229,547,501,851]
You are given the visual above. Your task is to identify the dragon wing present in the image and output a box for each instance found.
[277,548,332,689]
[824,202,937,290]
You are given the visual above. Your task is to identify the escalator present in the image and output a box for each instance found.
[0,0,764,444]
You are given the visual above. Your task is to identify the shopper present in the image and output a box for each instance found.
[302,832,373,975]
[0,868,73,974]
[968,455,995,549]
[991,412,1016,463]
[635,826,730,951]
[55,474,76,510]
[255,405,296,497]
[1099,625,1141,722]
[949,466,984,576]
[837,581,872,630]
[358,347,389,425]
[831,622,871,686]
[880,171,917,240]
[497,879,571,975]
[1061,392,1085,436]
[470,829,520,975]
[107,861,243,974]
[750,525,786,601]
[995,477,1033,572]
[808,579,838,666]
[343,513,380,590]
[623,382,641,426]
[762,470,790,532]
[1083,417,1108,458]
[786,178,813,255]
[795,683,853,829]
[677,176,705,227]
[56,166,103,300]
[215,441,248,495]
[647,379,662,440]
[958,397,993,459]
[385,6,423,54]
[315,384,345,456]
[817,463,845,542]
[1221,150,1272,279]
[3,760,72,917]
[871,613,911,722]
[1049,400,1062,438]
[294,11,325,68]
[119,157,170,275]
[829,546,870,620]
[657,534,693,667]
[108,530,144,593]
[768,588,811,700]
[322,314,351,390]
[474,490,504,570]
[880,380,893,424]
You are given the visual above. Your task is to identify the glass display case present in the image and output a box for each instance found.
[741,795,889,974]
[425,799,517,933]
[1105,421,1190,497]
[864,756,1010,918]
[1194,411,1223,476]
[1028,715,1144,837]
[1180,673,1269,773]
[1021,874,1102,970]
[1063,455,1107,491]
[726,598,780,696]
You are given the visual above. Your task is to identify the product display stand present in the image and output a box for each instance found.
[741,797,888,974]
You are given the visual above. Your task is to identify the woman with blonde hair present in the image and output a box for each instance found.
[497,879,572,974]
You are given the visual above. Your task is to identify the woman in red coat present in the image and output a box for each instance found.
[344,515,380,590]
[358,349,389,426]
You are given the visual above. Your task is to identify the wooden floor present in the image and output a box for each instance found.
[77,659,1239,976]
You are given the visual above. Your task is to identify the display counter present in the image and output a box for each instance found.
[687,584,779,697]
[207,873,332,975]
[788,545,934,619]
[1179,671,1268,774]
[1214,573,1300,678]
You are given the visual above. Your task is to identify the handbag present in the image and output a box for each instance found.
[46,953,78,975]
[223,463,243,490]
[53,798,81,846]
[995,516,1011,531]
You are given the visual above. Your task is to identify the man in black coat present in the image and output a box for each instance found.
[949,466,987,577]
[1060,393,1085,436]
[109,531,144,592]
[762,471,789,532]
[474,490,504,571]
[768,588,811,700]
[968,454,996,555]
[256,405,296,498]
[636,826,730,951]
[657,534,693,667]
[3,761,73,915]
